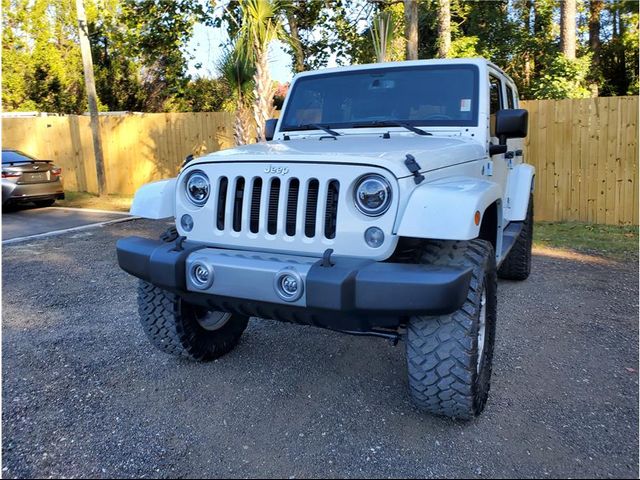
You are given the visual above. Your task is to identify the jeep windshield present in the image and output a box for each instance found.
[280,64,479,133]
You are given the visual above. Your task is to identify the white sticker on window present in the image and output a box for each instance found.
[460,99,471,112]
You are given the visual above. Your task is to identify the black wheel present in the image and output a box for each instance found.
[498,195,533,281]
[137,281,249,361]
[406,239,497,420]
[33,199,55,208]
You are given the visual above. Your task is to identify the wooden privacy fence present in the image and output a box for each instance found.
[521,96,638,225]
[1,112,235,195]
[2,96,638,224]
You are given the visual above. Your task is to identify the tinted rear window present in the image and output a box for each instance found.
[2,150,36,164]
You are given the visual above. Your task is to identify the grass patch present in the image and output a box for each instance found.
[57,191,133,212]
[534,222,638,261]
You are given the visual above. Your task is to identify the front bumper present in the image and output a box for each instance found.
[116,236,472,331]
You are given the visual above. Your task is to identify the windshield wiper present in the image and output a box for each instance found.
[296,123,341,136]
[353,121,432,136]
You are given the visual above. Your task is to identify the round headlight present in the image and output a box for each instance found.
[185,170,210,206]
[354,174,392,216]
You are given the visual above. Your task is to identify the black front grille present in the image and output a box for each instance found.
[215,176,339,240]
[267,178,281,235]
[286,179,300,236]
[324,180,340,240]
[305,180,319,238]
[250,178,262,233]
[232,177,245,232]
[216,177,228,230]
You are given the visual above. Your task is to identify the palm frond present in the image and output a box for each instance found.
[217,44,256,101]
[370,11,395,63]
[236,0,284,62]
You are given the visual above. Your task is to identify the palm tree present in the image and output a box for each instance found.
[218,45,255,145]
[237,0,283,142]
[370,11,395,63]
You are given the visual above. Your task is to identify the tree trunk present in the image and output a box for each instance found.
[522,0,532,87]
[437,0,451,59]
[588,0,604,96]
[286,7,305,73]
[404,0,418,60]
[76,0,106,196]
[617,3,628,95]
[589,0,603,53]
[234,103,253,146]
[560,0,576,60]
[253,44,273,143]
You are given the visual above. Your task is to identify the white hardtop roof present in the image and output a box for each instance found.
[293,57,507,79]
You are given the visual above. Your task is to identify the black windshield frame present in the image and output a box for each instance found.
[281,64,480,132]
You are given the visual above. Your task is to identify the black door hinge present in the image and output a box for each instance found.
[404,154,425,185]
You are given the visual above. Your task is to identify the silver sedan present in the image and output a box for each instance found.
[2,150,65,207]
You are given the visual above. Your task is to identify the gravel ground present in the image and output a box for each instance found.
[2,219,638,478]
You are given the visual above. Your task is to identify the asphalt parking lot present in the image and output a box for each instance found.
[2,218,638,478]
[2,206,131,242]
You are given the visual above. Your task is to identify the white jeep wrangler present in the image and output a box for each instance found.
[117,58,534,420]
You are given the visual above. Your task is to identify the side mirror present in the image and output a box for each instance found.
[265,118,278,141]
[495,108,528,143]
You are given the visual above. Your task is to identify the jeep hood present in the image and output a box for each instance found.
[192,135,486,179]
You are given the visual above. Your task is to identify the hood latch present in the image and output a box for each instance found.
[404,154,425,185]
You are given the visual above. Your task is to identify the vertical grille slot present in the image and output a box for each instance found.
[305,179,319,238]
[267,178,281,235]
[324,180,339,239]
[216,177,228,230]
[249,178,262,233]
[286,179,299,236]
[232,177,245,232]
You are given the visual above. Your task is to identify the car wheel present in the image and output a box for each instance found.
[406,239,497,420]
[137,280,249,361]
[498,194,533,281]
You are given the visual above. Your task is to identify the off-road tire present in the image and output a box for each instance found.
[33,199,56,208]
[137,281,249,361]
[406,239,497,420]
[498,195,533,281]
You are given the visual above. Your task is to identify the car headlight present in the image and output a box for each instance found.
[185,170,210,206]
[354,174,392,216]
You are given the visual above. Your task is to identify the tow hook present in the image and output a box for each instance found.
[173,236,187,252]
[321,248,334,267]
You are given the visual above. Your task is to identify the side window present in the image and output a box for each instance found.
[489,75,503,137]
[506,85,515,109]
